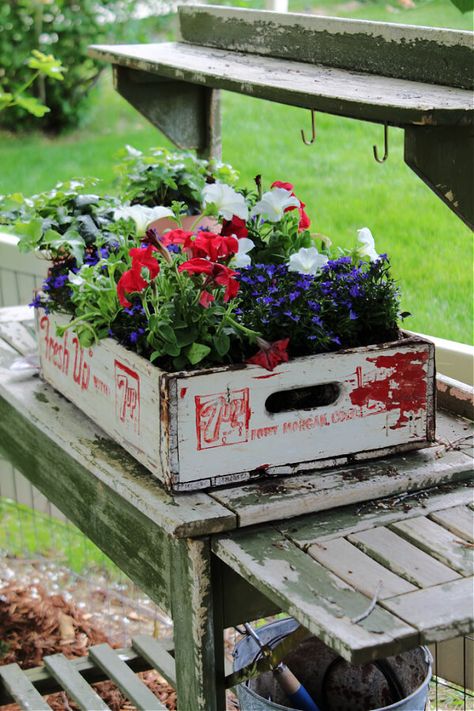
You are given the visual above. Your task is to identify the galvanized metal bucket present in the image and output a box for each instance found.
[233,618,432,711]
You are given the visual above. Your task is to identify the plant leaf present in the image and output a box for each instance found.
[185,342,211,365]
[14,95,50,117]
[213,332,230,356]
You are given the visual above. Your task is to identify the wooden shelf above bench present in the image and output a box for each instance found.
[89,5,474,228]
[89,41,473,129]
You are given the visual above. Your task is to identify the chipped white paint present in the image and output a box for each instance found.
[36,310,435,491]
[213,536,418,662]
[188,539,211,709]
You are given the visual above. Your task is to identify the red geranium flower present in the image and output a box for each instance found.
[117,267,148,308]
[199,290,215,308]
[117,245,160,307]
[297,203,311,230]
[221,216,248,240]
[272,181,294,193]
[246,338,290,371]
[189,231,238,262]
[271,180,311,231]
[179,258,240,302]
[160,229,194,249]
[129,244,160,279]
[178,258,214,276]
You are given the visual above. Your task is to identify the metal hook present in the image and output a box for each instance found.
[373,123,389,163]
[301,109,316,145]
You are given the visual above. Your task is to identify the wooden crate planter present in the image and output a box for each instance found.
[36,309,435,491]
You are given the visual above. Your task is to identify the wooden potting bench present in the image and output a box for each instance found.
[0,306,472,709]
[1,7,473,709]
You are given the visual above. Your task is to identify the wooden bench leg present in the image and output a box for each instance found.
[170,537,226,711]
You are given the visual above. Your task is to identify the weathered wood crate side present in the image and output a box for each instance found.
[35,310,162,479]
[36,310,435,491]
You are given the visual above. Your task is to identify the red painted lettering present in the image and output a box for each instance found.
[72,337,91,391]
[195,388,250,450]
[40,315,70,375]
[114,361,140,433]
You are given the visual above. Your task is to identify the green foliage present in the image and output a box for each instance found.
[0,178,118,264]
[115,145,239,213]
[448,0,474,12]
[0,50,65,117]
[0,0,167,133]
[62,238,254,368]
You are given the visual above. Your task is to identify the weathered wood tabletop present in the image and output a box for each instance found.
[0,305,473,709]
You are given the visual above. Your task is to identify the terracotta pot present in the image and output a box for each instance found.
[149,214,220,235]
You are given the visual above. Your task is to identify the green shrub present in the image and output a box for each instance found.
[0,1,173,134]
[114,145,239,213]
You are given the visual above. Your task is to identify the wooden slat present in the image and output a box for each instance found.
[391,517,473,576]
[89,644,165,711]
[210,444,473,528]
[430,505,474,543]
[132,635,176,687]
[307,537,416,599]
[0,337,16,368]
[436,409,474,457]
[0,643,173,702]
[348,527,460,587]
[213,529,419,665]
[88,43,473,128]
[179,6,473,90]
[279,482,474,546]
[0,305,32,323]
[0,663,51,710]
[382,577,474,642]
[0,320,37,355]
[437,375,474,421]
[44,654,110,711]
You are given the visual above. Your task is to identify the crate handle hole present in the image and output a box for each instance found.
[265,382,341,414]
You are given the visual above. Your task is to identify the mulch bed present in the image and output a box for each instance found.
[0,582,177,710]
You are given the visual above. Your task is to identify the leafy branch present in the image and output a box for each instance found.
[0,50,65,117]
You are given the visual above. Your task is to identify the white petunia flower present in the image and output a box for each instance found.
[202,182,248,221]
[357,227,379,262]
[251,188,300,222]
[68,271,85,286]
[124,144,142,157]
[233,237,255,268]
[288,247,329,275]
[114,205,174,235]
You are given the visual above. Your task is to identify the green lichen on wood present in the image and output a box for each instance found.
[179,7,474,90]
[33,391,49,404]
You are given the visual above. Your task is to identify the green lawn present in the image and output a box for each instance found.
[289,0,474,28]
[0,0,472,343]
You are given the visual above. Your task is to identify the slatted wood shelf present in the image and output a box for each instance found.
[0,639,176,710]
[213,481,474,664]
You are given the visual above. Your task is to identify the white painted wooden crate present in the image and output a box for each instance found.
[36,310,436,491]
